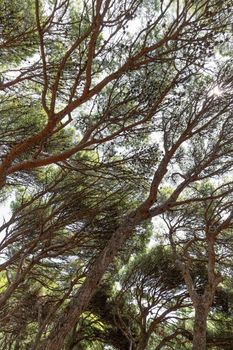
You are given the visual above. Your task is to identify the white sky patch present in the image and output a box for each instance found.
[0,194,14,243]
[148,216,168,248]
[209,85,223,97]
[127,17,142,36]
[0,200,12,227]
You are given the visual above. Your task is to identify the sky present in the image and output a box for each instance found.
[0,196,13,242]
[0,1,227,247]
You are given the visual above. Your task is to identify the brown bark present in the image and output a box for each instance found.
[136,337,149,350]
[192,303,208,350]
[37,216,141,350]
[174,235,223,350]
[33,115,193,349]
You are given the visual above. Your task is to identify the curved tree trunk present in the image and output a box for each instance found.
[37,216,141,350]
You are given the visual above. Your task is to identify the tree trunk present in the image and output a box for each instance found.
[136,333,149,350]
[35,171,173,350]
[192,304,208,350]
[37,213,144,350]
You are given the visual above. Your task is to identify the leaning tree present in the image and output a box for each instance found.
[0,0,233,349]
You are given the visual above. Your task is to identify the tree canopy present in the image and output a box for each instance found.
[0,0,233,349]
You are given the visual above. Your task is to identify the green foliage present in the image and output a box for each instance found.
[0,0,38,65]
[0,0,233,349]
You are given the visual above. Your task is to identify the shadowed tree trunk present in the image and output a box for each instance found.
[173,235,224,350]
[192,302,209,350]
[37,214,144,350]
[136,333,149,350]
